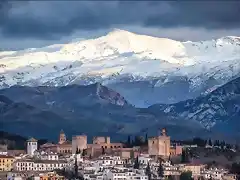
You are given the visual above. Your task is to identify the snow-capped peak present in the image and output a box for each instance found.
[0,29,240,107]
[106,28,134,37]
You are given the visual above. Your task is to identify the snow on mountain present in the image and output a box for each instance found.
[0,29,240,107]
[149,76,240,135]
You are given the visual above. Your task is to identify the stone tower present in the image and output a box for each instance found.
[27,137,38,156]
[59,129,66,144]
[72,135,87,154]
[148,128,170,157]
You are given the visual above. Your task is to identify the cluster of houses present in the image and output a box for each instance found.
[0,129,238,180]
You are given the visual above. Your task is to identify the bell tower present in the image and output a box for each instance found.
[59,129,66,144]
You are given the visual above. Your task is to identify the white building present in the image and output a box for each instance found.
[39,151,59,160]
[138,154,151,165]
[201,168,228,180]
[27,138,38,156]
[14,159,68,171]
[103,168,148,180]
[96,155,124,166]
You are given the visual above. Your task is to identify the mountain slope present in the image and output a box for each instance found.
[0,29,240,106]
[0,95,70,139]
[149,76,240,135]
[0,84,210,140]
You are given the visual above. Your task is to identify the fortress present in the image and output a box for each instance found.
[40,128,181,158]
[40,130,124,156]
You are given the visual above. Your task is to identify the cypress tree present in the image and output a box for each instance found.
[181,149,190,163]
[74,155,78,178]
[133,156,140,169]
[158,161,164,178]
[127,135,131,147]
[208,139,212,146]
[145,162,151,180]
[185,149,190,163]
[82,149,87,156]
[145,133,148,145]
[181,149,186,163]
[102,146,105,155]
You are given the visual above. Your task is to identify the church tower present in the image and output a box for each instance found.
[27,137,38,156]
[59,129,66,144]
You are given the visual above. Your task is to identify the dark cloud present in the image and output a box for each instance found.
[0,1,240,39]
[145,2,240,29]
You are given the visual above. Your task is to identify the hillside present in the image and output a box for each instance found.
[0,84,209,140]
[149,76,240,136]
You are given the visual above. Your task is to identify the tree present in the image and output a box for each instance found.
[133,156,140,169]
[145,162,151,180]
[168,156,173,165]
[82,149,87,157]
[208,139,212,146]
[220,141,226,149]
[133,136,144,146]
[76,148,81,154]
[181,149,190,163]
[230,162,240,175]
[127,135,131,147]
[181,150,186,163]
[74,155,79,178]
[180,171,193,180]
[102,146,105,155]
[78,173,84,180]
[235,144,239,151]
[145,133,148,145]
[226,144,232,149]
[167,175,174,180]
[157,161,164,178]
[214,140,220,146]
[192,137,206,147]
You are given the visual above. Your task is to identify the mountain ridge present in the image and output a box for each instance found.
[0,83,213,141]
[0,29,240,107]
[149,76,240,135]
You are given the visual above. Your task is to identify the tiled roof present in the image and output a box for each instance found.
[0,154,14,158]
[27,137,38,142]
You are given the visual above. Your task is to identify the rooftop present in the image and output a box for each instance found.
[27,137,38,142]
[0,154,14,158]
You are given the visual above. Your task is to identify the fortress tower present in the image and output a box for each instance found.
[72,135,87,154]
[59,129,66,144]
[148,128,170,157]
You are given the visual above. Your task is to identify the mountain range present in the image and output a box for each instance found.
[0,29,240,141]
[0,84,208,141]
[0,29,240,107]
[150,76,240,137]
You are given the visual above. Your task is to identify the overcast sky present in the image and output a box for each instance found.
[0,1,240,50]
